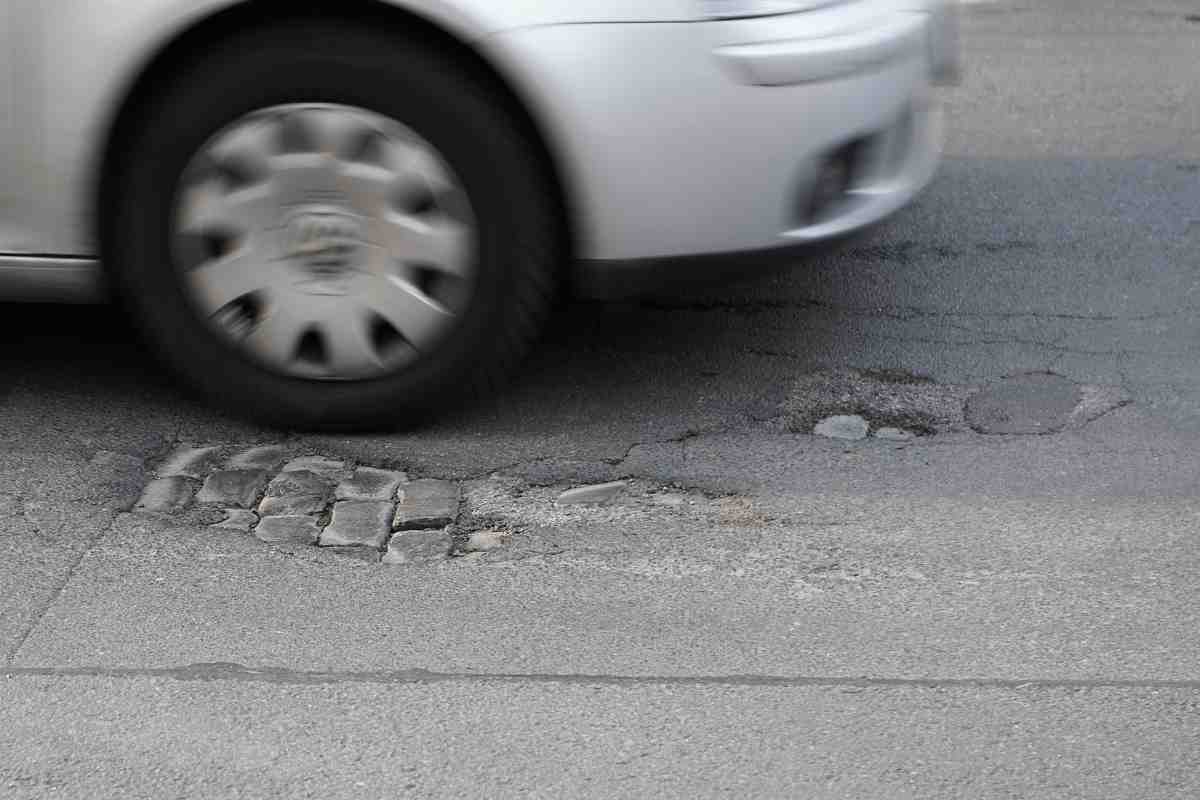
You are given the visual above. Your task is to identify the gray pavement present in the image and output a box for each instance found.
[5,1,1200,796]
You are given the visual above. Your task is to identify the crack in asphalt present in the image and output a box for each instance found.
[471,418,777,484]
[4,510,120,667]
[644,296,1200,324]
[6,663,1200,691]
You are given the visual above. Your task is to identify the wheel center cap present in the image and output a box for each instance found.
[283,207,365,295]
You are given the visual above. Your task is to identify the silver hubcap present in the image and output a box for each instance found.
[172,103,476,380]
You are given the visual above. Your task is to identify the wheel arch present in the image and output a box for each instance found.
[95,0,578,281]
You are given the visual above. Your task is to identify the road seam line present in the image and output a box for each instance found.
[5,664,1200,690]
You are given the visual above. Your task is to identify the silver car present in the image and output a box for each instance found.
[0,0,958,428]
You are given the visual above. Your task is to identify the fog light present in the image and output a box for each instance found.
[804,144,859,224]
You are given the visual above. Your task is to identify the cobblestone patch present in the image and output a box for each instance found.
[132,446,753,568]
[134,445,461,566]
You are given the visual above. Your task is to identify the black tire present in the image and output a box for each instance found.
[102,18,558,431]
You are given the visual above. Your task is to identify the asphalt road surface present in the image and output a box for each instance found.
[4,2,1200,797]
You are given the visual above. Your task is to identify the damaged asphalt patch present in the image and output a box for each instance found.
[132,445,741,568]
[966,374,1133,435]
[786,368,972,436]
[787,368,1130,439]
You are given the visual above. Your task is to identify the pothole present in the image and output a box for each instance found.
[785,367,971,438]
[786,368,1130,440]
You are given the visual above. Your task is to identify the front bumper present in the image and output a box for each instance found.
[487,1,958,293]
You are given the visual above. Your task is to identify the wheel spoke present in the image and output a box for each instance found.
[339,141,455,215]
[179,181,276,235]
[242,303,307,368]
[267,153,341,200]
[209,117,279,181]
[320,313,384,376]
[338,162,401,215]
[294,106,365,160]
[383,141,455,191]
[363,276,452,349]
[377,213,472,276]
[186,246,271,311]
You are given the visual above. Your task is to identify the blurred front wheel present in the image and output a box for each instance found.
[103,19,557,429]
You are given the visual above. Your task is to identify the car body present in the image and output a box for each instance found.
[0,0,958,426]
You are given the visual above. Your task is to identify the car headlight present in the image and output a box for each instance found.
[697,0,850,19]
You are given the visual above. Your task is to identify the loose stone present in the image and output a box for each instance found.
[555,481,628,506]
[463,530,512,553]
[813,415,870,441]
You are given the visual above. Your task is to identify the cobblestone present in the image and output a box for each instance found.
[228,445,290,471]
[258,494,329,517]
[282,456,348,480]
[135,477,199,513]
[335,467,406,502]
[254,515,322,546]
[257,470,333,517]
[196,469,270,509]
[320,501,394,549]
[157,445,223,479]
[394,479,459,530]
[383,529,453,565]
